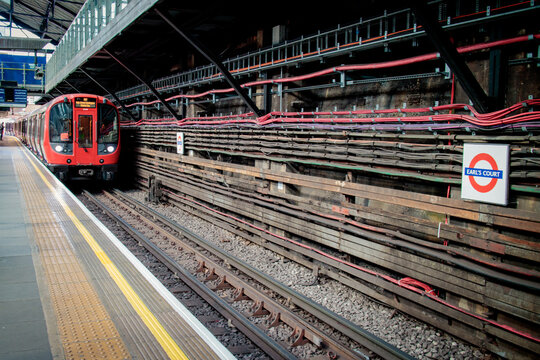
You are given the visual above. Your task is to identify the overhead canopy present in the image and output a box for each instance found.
[0,0,82,45]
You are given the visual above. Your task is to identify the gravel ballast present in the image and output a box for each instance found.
[126,189,490,360]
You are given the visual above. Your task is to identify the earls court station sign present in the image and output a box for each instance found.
[461,143,510,206]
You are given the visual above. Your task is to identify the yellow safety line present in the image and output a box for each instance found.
[20,147,189,360]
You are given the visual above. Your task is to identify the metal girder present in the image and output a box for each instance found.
[48,0,78,17]
[40,2,52,36]
[63,79,80,93]
[154,8,264,117]
[4,0,68,44]
[78,68,138,121]
[9,0,13,33]
[102,48,181,121]
[409,0,493,113]
[16,1,68,32]
[0,12,65,37]
[488,27,506,105]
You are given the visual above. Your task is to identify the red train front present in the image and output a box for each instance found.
[15,93,120,181]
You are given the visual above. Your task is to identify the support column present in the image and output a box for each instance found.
[488,28,507,105]
[410,0,493,113]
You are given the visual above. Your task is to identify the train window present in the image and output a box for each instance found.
[78,115,93,148]
[33,115,38,149]
[39,113,45,158]
[97,103,118,143]
[49,102,73,142]
[28,116,34,149]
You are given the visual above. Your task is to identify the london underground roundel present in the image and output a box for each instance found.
[461,144,509,205]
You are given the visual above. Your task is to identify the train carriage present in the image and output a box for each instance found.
[15,93,120,181]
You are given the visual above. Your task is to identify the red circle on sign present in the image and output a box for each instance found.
[468,153,498,193]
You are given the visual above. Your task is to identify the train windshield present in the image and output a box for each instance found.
[49,102,73,142]
[97,103,118,143]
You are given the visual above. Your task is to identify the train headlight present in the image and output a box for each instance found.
[55,145,63,152]
[107,145,115,153]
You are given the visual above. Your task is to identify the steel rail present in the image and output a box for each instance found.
[111,189,415,360]
[82,190,295,360]
[102,191,369,360]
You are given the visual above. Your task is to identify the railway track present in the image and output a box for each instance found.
[82,189,414,360]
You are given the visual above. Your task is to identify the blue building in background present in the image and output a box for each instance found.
[0,54,46,86]
[0,53,45,88]
[0,53,46,107]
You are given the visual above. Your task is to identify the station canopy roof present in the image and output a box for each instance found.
[0,0,82,46]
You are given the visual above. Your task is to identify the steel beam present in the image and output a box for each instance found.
[48,0,77,17]
[154,8,264,117]
[40,3,52,37]
[103,48,180,120]
[63,79,80,93]
[16,1,68,32]
[488,27,507,105]
[78,68,138,121]
[409,0,493,113]
[9,0,13,36]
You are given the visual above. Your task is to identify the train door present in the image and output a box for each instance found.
[73,97,97,165]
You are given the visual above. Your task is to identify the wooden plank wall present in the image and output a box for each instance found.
[124,127,540,359]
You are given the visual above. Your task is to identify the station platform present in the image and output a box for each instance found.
[0,135,235,360]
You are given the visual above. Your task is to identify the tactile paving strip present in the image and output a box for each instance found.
[14,155,131,360]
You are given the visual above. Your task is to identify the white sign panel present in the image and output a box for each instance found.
[176,132,184,154]
[461,143,509,205]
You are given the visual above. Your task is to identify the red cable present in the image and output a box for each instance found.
[121,99,540,127]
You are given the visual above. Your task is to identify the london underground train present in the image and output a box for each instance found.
[15,93,120,181]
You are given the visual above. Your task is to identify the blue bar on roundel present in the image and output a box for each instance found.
[464,167,503,179]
